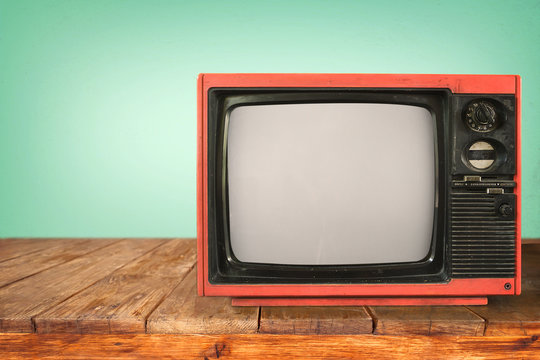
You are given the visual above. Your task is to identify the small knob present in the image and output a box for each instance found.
[498,203,513,217]
[465,101,498,132]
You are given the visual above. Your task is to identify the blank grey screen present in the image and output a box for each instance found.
[227,103,435,265]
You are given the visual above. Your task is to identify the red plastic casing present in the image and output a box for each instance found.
[197,74,521,299]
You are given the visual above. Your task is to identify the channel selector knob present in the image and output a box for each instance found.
[465,100,498,132]
[498,203,513,217]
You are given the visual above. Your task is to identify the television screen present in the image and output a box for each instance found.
[227,103,435,265]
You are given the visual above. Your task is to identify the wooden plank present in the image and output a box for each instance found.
[259,306,372,335]
[0,239,78,263]
[34,239,197,334]
[0,239,116,288]
[146,268,259,334]
[0,334,539,359]
[369,306,485,336]
[0,239,165,333]
[467,293,540,336]
[522,243,540,293]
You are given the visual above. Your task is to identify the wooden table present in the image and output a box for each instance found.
[0,238,538,359]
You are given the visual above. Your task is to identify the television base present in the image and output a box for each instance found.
[231,297,488,306]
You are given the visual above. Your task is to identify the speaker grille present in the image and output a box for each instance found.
[451,192,516,278]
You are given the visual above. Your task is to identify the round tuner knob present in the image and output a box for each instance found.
[465,100,498,132]
[499,203,513,217]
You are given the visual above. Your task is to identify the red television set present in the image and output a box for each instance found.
[197,73,521,306]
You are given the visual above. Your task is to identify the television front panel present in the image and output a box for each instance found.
[197,74,521,305]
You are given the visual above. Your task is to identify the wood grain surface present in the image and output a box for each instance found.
[0,239,79,263]
[259,306,372,334]
[0,239,164,333]
[34,239,196,334]
[147,269,259,334]
[369,306,485,336]
[522,243,540,293]
[0,334,538,359]
[0,239,115,288]
[0,239,539,342]
[467,293,540,336]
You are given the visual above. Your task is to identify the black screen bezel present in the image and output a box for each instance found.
[207,88,450,284]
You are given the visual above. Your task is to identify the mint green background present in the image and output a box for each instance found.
[1,0,539,237]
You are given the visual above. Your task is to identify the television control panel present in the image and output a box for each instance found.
[450,94,518,279]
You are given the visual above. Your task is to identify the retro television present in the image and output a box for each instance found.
[197,74,521,306]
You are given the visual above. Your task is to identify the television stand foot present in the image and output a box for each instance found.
[231,297,488,306]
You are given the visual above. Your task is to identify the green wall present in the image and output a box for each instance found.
[1,0,539,238]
